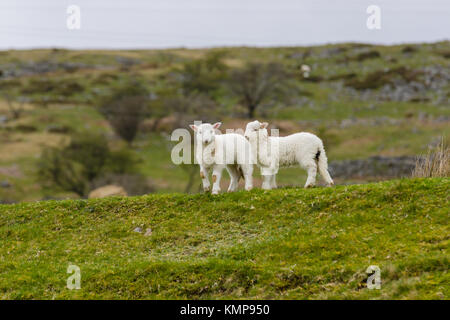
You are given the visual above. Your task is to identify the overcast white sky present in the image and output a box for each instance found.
[0,0,449,49]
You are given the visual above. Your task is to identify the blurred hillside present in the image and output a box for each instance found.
[0,42,449,203]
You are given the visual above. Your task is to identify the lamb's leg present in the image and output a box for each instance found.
[226,165,239,192]
[261,167,274,190]
[270,174,277,189]
[303,160,317,188]
[199,165,210,192]
[211,165,224,195]
[261,176,271,190]
[241,164,253,191]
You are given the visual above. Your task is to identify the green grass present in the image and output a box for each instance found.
[0,178,448,299]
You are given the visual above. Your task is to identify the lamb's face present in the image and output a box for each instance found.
[190,122,221,145]
[244,120,268,142]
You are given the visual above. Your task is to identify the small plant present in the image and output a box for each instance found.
[412,137,449,178]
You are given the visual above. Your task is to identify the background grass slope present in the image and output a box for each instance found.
[0,178,448,299]
[1,42,449,202]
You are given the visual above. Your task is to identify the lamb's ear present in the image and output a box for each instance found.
[260,122,269,129]
[213,122,222,129]
[189,125,198,131]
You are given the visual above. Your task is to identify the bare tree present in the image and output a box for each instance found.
[99,80,149,145]
[100,96,148,145]
[230,62,286,118]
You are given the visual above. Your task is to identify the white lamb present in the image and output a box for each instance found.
[190,122,254,194]
[244,120,334,189]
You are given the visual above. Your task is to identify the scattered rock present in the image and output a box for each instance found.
[329,156,418,179]
[343,66,449,104]
[115,56,141,67]
[0,61,109,78]
[46,124,72,134]
[133,227,143,233]
[402,46,418,54]
[318,47,347,58]
[144,228,152,236]
[0,165,23,178]
[88,185,128,199]
[0,115,8,125]
[1,180,11,188]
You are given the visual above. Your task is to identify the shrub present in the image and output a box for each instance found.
[402,46,417,54]
[38,133,122,197]
[105,148,140,174]
[354,50,381,61]
[412,138,449,178]
[38,147,87,197]
[179,51,229,97]
[21,78,84,96]
[64,133,111,181]
[13,124,37,133]
[438,51,450,59]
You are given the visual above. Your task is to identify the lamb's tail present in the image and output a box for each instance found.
[316,144,334,186]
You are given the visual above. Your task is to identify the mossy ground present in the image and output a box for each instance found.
[0,178,448,299]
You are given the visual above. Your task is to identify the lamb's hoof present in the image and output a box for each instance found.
[245,186,253,191]
[304,184,315,188]
[327,182,334,187]
[211,190,219,195]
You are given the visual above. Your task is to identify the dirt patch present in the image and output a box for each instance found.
[0,100,35,113]
[0,164,23,178]
[0,132,64,161]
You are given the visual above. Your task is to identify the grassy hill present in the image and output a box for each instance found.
[0,178,448,299]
